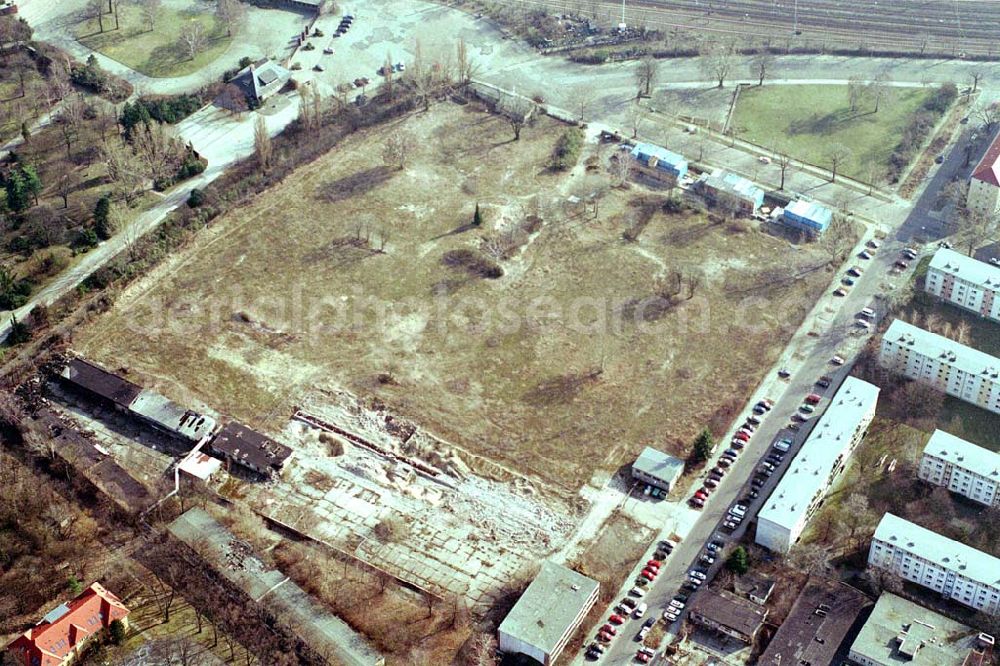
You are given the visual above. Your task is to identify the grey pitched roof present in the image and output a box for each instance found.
[633,446,684,483]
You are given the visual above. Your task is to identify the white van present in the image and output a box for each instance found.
[633,602,648,618]
[859,307,875,318]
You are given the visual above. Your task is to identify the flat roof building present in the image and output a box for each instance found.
[926,248,1000,323]
[209,421,293,478]
[782,199,833,234]
[498,561,599,665]
[688,588,768,644]
[879,319,1000,415]
[129,389,218,444]
[757,578,871,666]
[918,429,1000,507]
[629,142,688,186]
[632,446,685,492]
[58,357,142,411]
[696,169,765,215]
[868,513,1000,614]
[756,376,880,553]
[848,593,993,666]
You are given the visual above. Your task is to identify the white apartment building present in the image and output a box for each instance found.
[868,513,1000,615]
[925,248,1000,321]
[755,377,880,554]
[879,319,1000,415]
[967,131,1000,219]
[918,430,1000,507]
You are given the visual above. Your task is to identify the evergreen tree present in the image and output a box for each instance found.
[119,101,152,141]
[7,314,30,346]
[109,619,126,645]
[93,195,112,239]
[726,546,750,575]
[472,203,483,227]
[693,428,715,463]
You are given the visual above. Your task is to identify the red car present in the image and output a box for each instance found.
[636,651,652,663]
[642,566,658,576]
[805,393,822,405]
[597,631,613,642]
[640,570,656,581]
[646,559,660,569]
[694,489,708,499]
[734,431,750,442]
[609,613,625,625]
[601,624,618,635]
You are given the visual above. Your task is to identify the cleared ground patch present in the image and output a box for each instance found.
[76,1,230,78]
[731,84,936,182]
[77,102,834,493]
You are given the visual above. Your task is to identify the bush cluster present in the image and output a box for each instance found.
[887,82,958,182]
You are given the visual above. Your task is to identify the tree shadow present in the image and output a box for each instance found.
[314,165,393,203]
[788,108,866,136]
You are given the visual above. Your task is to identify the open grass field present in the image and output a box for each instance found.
[731,84,936,183]
[76,102,834,492]
[76,2,230,78]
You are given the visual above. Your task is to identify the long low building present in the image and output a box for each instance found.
[498,561,598,665]
[129,389,217,444]
[209,421,293,478]
[688,588,769,644]
[918,429,1000,507]
[755,376,880,553]
[696,169,765,215]
[879,319,1000,415]
[781,199,833,234]
[868,513,1000,614]
[849,592,993,666]
[629,142,688,186]
[925,248,1000,321]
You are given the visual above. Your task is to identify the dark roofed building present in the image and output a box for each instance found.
[59,357,142,411]
[757,578,871,666]
[226,58,291,107]
[733,572,776,605]
[689,588,768,644]
[209,421,292,477]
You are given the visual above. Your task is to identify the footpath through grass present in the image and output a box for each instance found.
[76,4,231,78]
[731,84,935,183]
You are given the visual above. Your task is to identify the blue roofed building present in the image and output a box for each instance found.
[696,169,765,216]
[629,142,688,186]
[782,199,833,234]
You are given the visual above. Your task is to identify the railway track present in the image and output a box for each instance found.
[517,0,1000,57]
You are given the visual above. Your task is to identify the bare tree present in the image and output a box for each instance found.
[381,51,395,99]
[54,161,77,208]
[381,130,414,170]
[102,140,145,204]
[56,95,85,158]
[626,100,646,139]
[132,121,184,184]
[841,493,873,548]
[820,216,856,264]
[826,143,852,181]
[748,51,775,86]
[180,22,207,61]
[85,0,106,34]
[611,152,632,186]
[775,150,792,190]
[139,0,161,32]
[847,75,866,112]
[700,42,735,88]
[868,71,890,113]
[410,38,435,112]
[970,67,985,93]
[955,205,995,256]
[498,93,533,141]
[787,542,827,576]
[216,0,245,37]
[975,100,1000,133]
[466,633,498,666]
[253,114,272,170]
[456,38,477,89]
[634,56,658,98]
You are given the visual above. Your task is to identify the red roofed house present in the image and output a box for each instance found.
[5,583,130,666]
[968,130,1000,219]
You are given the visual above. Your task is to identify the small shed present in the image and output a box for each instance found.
[782,199,833,234]
[734,572,776,605]
[632,446,684,492]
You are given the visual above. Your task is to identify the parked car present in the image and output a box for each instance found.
[683,581,700,591]
[895,260,910,269]
[751,477,766,488]
[903,248,918,260]
[842,277,856,286]
[817,375,832,388]
[609,614,625,625]
[700,554,715,565]
[689,570,707,581]
[621,597,638,609]
[749,489,759,499]
[848,265,864,277]
[731,439,745,450]
[705,478,719,489]
[800,403,816,413]
[717,458,732,468]
[735,430,751,441]
[669,599,685,610]
[629,587,646,598]
[834,287,849,297]
[646,559,661,569]
[859,250,872,260]
[640,570,656,581]
[831,355,845,365]
[939,240,953,249]
[778,368,791,378]
[663,609,679,622]
[722,519,738,530]
[601,624,618,636]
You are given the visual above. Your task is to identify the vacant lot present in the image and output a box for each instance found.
[77,102,834,492]
[76,1,230,78]
[732,84,936,182]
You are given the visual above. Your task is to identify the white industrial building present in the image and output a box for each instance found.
[498,561,599,665]
[868,513,1000,615]
[926,248,1000,322]
[879,319,1000,415]
[918,430,1000,507]
[755,376,880,554]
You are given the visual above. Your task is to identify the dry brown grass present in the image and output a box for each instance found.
[76,102,832,491]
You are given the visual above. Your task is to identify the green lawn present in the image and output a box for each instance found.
[731,84,936,182]
[76,4,231,78]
